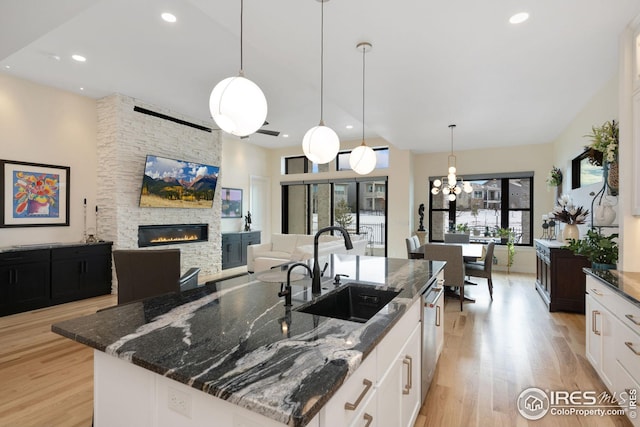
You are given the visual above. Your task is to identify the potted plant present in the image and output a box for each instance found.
[566,229,619,270]
[551,194,589,242]
[455,223,470,234]
[584,119,619,195]
[497,228,516,272]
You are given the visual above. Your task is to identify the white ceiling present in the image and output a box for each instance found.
[2,0,639,153]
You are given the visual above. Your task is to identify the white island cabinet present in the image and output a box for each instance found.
[319,298,422,427]
[585,274,640,427]
[93,297,428,427]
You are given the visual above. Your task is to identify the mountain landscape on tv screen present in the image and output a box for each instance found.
[139,155,219,208]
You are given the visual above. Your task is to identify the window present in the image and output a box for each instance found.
[336,147,390,171]
[281,177,388,256]
[428,172,534,246]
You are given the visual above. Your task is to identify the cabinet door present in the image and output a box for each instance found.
[585,294,618,389]
[376,355,401,427]
[585,295,602,369]
[349,391,377,427]
[222,234,243,269]
[0,250,50,316]
[401,324,421,427]
[51,244,112,301]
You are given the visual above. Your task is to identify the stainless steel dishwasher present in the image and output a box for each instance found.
[421,281,444,402]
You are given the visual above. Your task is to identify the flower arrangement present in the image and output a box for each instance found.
[551,194,589,224]
[14,172,59,215]
[546,166,562,187]
[584,119,618,166]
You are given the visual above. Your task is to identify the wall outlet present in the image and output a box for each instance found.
[167,386,192,418]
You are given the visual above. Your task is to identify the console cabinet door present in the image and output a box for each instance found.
[0,250,50,316]
[221,234,243,269]
[51,244,112,302]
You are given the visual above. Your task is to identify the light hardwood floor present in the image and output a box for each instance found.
[0,272,632,427]
[415,272,632,427]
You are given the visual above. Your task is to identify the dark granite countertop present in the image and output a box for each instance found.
[0,241,112,254]
[584,268,640,308]
[52,254,444,427]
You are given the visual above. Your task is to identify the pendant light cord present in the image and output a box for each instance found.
[362,44,366,143]
[320,0,325,122]
[240,0,244,73]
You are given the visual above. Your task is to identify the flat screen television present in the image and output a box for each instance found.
[139,155,220,208]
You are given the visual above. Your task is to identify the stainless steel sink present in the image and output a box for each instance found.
[295,283,401,323]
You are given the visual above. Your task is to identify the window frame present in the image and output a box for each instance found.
[428,172,534,246]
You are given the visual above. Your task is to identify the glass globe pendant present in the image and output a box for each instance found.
[302,122,340,164]
[209,72,267,137]
[349,41,376,175]
[350,142,377,175]
[302,0,339,164]
[209,0,267,138]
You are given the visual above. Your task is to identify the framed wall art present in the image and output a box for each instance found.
[1,160,70,227]
[221,187,242,218]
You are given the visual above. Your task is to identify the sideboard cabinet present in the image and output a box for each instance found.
[222,231,260,270]
[535,239,590,313]
[0,242,112,316]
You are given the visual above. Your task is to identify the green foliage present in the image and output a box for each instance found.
[567,229,619,265]
[455,223,469,233]
[334,199,354,229]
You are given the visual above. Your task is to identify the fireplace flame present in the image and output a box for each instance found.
[150,234,199,243]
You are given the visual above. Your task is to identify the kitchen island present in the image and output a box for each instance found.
[52,254,445,427]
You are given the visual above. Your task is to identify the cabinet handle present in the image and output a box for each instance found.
[592,310,601,336]
[344,379,373,411]
[402,355,412,395]
[625,342,640,356]
[590,288,604,296]
[363,413,373,427]
[625,314,640,326]
[436,305,441,327]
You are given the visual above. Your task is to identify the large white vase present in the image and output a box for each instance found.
[562,224,580,243]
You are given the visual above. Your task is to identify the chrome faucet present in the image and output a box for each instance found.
[279,262,313,306]
[312,226,353,294]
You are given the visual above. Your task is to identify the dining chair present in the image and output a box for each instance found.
[423,243,466,311]
[113,249,200,305]
[405,236,420,259]
[444,233,470,244]
[464,242,495,300]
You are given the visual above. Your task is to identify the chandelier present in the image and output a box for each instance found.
[431,124,472,201]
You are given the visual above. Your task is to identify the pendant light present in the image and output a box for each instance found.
[349,41,377,175]
[302,0,340,164]
[209,0,267,137]
[431,124,473,201]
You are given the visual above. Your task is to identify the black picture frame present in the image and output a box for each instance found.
[1,159,70,227]
[221,187,242,218]
[571,150,603,189]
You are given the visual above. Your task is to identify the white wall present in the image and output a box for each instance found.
[551,75,619,239]
[0,72,97,245]
[219,136,271,238]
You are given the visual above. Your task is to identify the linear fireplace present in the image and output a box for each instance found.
[138,224,208,247]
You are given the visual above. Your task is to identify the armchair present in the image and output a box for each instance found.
[113,249,200,305]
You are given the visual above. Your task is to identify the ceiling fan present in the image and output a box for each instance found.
[240,121,280,139]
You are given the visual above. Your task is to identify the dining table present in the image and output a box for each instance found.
[409,242,485,260]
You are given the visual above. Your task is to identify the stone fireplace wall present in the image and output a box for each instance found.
[96,94,221,289]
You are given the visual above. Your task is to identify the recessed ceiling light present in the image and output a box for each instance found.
[161,12,177,23]
[346,125,353,129]
[50,55,61,61]
[509,12,529,24]
[79,87,84,91]
[282,134,289,138]
[71,54,86,62]
[4,65,10,69]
